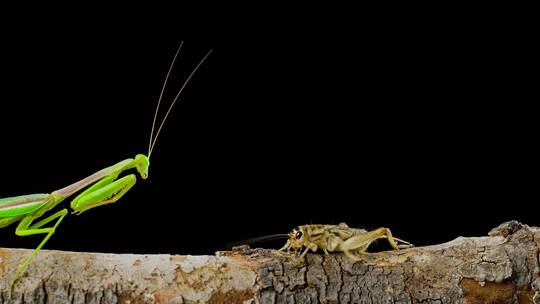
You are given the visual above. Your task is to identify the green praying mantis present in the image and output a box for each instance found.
[0,42,212,290]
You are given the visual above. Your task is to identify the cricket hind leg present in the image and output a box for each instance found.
[10,208,68,289]
[392,236,414,249]
[342,227,413,260]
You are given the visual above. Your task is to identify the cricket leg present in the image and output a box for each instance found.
[342,227,412,255]
[393,236,414,249]
[290,243,318,266]
[70,174,136,215]
[10,209,68,289]
[376,228,413,249]
[343,248,362,261]
[279,240,291,252]
[299,242,318,259]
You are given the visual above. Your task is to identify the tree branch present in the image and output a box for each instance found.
[1,221,539,303]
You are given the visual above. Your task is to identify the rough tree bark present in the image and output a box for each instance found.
[0,221,539,304]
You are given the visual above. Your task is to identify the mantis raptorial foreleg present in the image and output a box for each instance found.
[70,174,137,215]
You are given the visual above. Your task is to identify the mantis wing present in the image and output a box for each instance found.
[0,194,50,217]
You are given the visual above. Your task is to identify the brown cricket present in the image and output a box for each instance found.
[279,223,413,260]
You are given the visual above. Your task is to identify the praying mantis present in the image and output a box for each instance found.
[0,42,212,290]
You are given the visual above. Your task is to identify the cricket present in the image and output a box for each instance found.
[279,223,414,261]
[0,42,212,289]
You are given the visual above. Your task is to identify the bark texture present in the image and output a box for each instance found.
[0,221,539,304]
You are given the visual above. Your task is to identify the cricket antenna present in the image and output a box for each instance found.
[148,45,213,158]
[148,41,184,157]
[226,234,290,250]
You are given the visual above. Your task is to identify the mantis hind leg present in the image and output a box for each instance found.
[10,209,68,289]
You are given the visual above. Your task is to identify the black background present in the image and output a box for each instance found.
[0,12,537,256]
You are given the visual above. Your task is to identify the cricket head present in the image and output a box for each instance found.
[135,154,150,179]
[289,226,308,250]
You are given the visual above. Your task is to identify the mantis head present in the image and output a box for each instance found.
[135,154,150,179]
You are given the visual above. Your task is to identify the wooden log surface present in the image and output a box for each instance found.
[0,221,539,303]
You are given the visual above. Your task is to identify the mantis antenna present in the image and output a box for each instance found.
[148,44,213,158]
[148,41,184,156]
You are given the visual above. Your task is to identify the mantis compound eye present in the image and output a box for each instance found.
[295,231,303,239]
